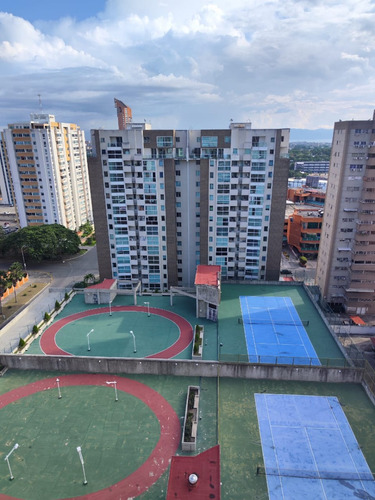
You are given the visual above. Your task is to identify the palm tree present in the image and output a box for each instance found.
[83,273,96,286]
[0,270,11,318]
[8,262,24,303]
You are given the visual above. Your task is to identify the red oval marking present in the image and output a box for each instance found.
[40,306,193,358]
[0,374,181,499]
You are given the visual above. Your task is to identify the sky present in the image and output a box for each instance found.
[0,0,374,141]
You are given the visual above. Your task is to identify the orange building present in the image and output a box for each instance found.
[287,208,323,256]
[114,98,132,130]
[287,187,326,205]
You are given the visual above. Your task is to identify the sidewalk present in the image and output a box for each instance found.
[0,275,64,353]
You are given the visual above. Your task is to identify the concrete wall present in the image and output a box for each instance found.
[0,355,363,384]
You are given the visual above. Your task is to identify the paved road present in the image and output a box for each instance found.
[280,245,317,284]
[0,246,98,353]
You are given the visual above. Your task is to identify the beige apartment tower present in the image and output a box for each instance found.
[0,114,92,230]
[316,111,375,315]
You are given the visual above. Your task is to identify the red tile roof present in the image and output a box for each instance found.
[194,265,221,287]
[86,278,116,290]
[167,445,221,499]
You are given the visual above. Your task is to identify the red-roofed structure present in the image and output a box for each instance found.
[195,265,221,287]
[87,279,117,290]
[350,315,366,326]
[166,445,221,499]
[84,279,117,305]
[194,265,221,321]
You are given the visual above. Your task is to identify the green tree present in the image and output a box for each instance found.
[0,224,80,262]
[79,221,94,237]
[83,273,95,286]
[8,262,24,303]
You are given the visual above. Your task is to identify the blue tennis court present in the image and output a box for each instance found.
[240,296,320,365]
[255,394,375,500]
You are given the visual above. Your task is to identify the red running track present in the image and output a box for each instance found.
[0,374,181,500]
[40,306,193,358]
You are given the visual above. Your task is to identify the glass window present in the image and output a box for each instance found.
[201,136,218,147]
[156,136,173,147]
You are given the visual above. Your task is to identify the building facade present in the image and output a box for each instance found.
[316,111,375,315]
[88,122,289,290]
[294,161,329,173]
[1,114,92,230]
[287,207,323,256]
[114,99,132,130]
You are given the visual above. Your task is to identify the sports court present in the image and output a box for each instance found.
[39,305,193,359]
[240,296,320,365]
[255,393,375,500]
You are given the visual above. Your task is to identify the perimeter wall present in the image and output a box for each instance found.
[0,355,364,384]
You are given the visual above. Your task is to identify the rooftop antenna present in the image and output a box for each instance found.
[37,94,43,112]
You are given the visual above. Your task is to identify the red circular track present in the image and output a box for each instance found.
[40,306,193,358]
[0,374,181,499]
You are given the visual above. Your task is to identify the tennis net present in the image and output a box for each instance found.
[256,466,375,481]
[240,318,309,327]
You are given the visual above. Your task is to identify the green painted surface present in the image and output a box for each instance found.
[26,294,218,360]
[218,378,375,500]
[0,370,218,500]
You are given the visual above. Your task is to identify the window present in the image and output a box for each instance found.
[156,136,173,147]
[201,136,218,147]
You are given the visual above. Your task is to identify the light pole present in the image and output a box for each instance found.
[109,299,113,316]
[130,330,136,353]
[106,381,118,401]
[76,446,88,485]
[144,301,150,317]
[56,378,62,399]
[87,328,94,351]
[20,246,27,272]
[4,443,19,480]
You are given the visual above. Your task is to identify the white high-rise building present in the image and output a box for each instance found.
[1,114,92,230]
[89,121,290,290]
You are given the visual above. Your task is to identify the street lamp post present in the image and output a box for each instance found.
[130,330,136,353]
[20,246,27,272]
[86,329,94,351]
[144,301,150,317]
[76,446,88,485]
[106,381,118,401]
[4,443,19,480]
[109,299,113,316]
[56,378,62,399]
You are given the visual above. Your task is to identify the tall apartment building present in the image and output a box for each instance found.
[114,99,132,130]
[0,114,92,230]
[88,122,289,289]
[316,111,375,315]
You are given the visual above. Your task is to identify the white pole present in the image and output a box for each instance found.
[87,329,94,351]
[109,300,112,316]
[130,330,136,353]
[56,378,62,399]
[76,446,88,485]
[4,443,19,480]
[106,381,118,401]
[144,302,150,317]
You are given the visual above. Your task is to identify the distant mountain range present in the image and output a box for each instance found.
[290,128,333,143]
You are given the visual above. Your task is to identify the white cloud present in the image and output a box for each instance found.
[1,0,375,134]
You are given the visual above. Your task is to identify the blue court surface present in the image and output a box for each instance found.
[255,394,375,500]
[240,296,320,365]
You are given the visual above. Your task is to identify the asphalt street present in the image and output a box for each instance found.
[0,246,98,353]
